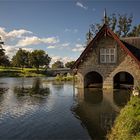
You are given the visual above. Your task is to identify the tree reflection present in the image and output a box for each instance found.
[14,78,50,96]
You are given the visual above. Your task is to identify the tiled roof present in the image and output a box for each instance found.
[122,37,140,49]
[121,40,140,61]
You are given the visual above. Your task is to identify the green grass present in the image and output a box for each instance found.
[108,96,140,140]
[55,74,77,81]
[0,67,47,77]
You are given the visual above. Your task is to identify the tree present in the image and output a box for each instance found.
[29,50,51,71]
[11,48,29,69]
[86,29,94,44]
[128,24,140,37]
[52,61,64,69]
[65,61,75,68]
[1,56,10,67]
[117,14,133,37]
[0,37,10,66]
[88,13,133,39]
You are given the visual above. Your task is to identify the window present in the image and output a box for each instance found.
[100,48,116,63]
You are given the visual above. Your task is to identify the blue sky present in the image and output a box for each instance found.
[0,0,140,64]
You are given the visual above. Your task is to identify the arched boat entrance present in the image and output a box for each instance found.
[113,72,134,89]
[84,71,103,88]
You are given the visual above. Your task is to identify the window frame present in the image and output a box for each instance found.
[100,48,116,64]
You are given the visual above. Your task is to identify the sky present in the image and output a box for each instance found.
[0,0,140,65]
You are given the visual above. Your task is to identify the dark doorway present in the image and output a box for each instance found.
[114,72,134,89]
[84,71,103,88]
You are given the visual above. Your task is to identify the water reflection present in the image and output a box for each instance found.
[0,78,131,140]
[14,78,50,96]
[0,78,90,140]
[51,81,64,91]
[72,88,130,140]
[113,89,130,107]
[84,88,103,104]
[0,78,50,119]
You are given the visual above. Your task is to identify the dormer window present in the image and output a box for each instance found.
[100,48,116,63]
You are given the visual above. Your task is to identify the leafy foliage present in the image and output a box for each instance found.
[65,61,75,68]
[0,38,10,67]
[12,48,29,69]
[88,13,140,40]
[52,60,64,69]
[29,50,51,71]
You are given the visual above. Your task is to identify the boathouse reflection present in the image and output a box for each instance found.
[72,88,130,140]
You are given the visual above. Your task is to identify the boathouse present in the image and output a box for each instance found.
[72,18,140,89]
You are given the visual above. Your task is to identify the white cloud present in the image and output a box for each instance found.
[76,2,88,10]
[42,37,59,44]
[50,55,75,66]
[0,27,32,40]
[3,45,33,59]
[72,44,85,52]
[16,36,40,46]
[3,45,18,58]
[16,36,59,47]
[47,45,56,49]
[7,29,32,39]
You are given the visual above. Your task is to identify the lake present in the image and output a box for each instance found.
[0,77,130,140]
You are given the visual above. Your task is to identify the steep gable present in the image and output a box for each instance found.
[72,24,140,69]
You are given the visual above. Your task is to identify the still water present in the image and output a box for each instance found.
[0,77,130,140]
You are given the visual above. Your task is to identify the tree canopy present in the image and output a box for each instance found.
[52,61,64,69]
[12,48,29,69]
[0,38,10,67]
[65,61,75,68]
[87,13,140,41]
[11,49,51,71]
[29,50,51,71]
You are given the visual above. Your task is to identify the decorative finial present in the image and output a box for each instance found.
[104,8,108,24]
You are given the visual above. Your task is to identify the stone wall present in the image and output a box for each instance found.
[76,36,140,89]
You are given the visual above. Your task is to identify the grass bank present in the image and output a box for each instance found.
[108,96,140,140]
[55,74,77,81]
[0,67,47,77]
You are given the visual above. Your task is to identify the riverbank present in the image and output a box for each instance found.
[0,67,75,82]
[108,96,140,140]
[0,67,48,77]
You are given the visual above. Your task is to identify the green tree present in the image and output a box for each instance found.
[29,50,51,71]
[52,61,64,69]
[65,61,75,68]
[117,14,133,37]
[1,56,10,67]
[128,24,140,37]
[11,48,29,69]
[0,37,10,66]
[89,13,133,38]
